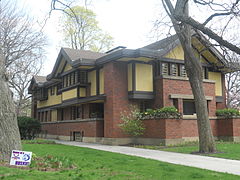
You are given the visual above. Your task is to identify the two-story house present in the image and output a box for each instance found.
[29,33,236,145]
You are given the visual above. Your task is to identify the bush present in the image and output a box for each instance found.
[216,108,240,118]
[18,116,41,140]
[141,106,181,119]
[119,106,145,137]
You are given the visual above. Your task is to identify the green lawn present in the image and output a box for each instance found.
[137,142,240,160]
[0,142,239,179]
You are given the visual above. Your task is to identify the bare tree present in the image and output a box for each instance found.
[226,71,240,108]
[162,0,240,153]
[8,58,43,116]
[0,0,47,115]
[0,0,47,160]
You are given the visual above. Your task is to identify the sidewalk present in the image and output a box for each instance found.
[55,140,240,176]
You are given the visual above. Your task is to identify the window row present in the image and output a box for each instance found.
[160,62,208,79]
[36,88,48,100]
[62,71,87,88]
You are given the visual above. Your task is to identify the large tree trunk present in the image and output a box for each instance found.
[163,0,216,153]
[184,46,216,153]
[0,52,22,161]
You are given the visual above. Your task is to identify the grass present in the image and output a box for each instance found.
[136,141,240,160]
[0,141,239,179]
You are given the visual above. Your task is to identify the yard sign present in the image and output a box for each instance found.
[10,150,32,166]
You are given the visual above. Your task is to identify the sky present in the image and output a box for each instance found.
[16,0,161,75]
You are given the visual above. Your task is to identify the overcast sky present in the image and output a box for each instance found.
[17,0,161,75]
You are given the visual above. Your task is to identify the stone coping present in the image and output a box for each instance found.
[160,75,216,83]
[170,94,213,100]
[41,118,104,124]
[142,116,233,120]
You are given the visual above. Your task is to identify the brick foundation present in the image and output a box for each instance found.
[41,119,104,138]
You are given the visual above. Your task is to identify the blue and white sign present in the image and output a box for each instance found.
[10,150,32,166]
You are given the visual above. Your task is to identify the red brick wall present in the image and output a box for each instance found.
[142,118,234,140]
[103,61,134,138]
[158,78,217,116]
[153,77,164,108]
[142,119,166,138]
[217,118,240,137]
[41,120,104,137]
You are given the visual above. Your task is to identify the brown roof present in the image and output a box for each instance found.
[142,35,178,50]
[62,48,105,62]
[33,75,46,83]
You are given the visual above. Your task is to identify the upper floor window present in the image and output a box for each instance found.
[170,63,178,76]
[159,62,208,79]
[62,70,87,88]
[79,71,87,84]
[179,64,187,77]
[36,88,48,101]
[162,63,169,75]
[50,86,55,96]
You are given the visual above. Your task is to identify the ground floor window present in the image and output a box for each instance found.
[139,100,151,112]
[183,99,196,115]
[89,103,104,118]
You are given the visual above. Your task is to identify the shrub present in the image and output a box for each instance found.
[216,108,240,118]
[18,116,41,140]
[141,106,181,119]
[119,106,145,137]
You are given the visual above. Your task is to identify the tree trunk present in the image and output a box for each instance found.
[0,52,22,161]
[162,0,216,153]
[184,49,216,153]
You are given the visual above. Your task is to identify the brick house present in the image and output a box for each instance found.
[28,33,239,145]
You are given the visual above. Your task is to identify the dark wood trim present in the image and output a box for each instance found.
[37,95,106,111]
[77,86,80,98]
[60,68,77,77]
[62,97,79,104]
[128,60,151,64]
[60,82,89,92]
[132,62,136,92]
[158,57,212,68]
[205,67,209,79]
[192,45,213,65]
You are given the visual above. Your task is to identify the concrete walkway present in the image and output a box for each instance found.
[55,140,240,176]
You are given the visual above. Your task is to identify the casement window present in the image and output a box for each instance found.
[76,105,83,119]
[41,112,44,122]
[79,71,87,84]
[44,111,48,122]
[202,67,209,79]
[57,83,62,93]
[89,103,104,118]
[62,70,87,88]
[183,99,196,115]
[71,106,76,120]
[170,63,178,76]
[50,86,55,96]
[162,62,169,75]
[36,88,48,100]
[179,65,187,77]
[139,101,151,112]
[74,71,78,84]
